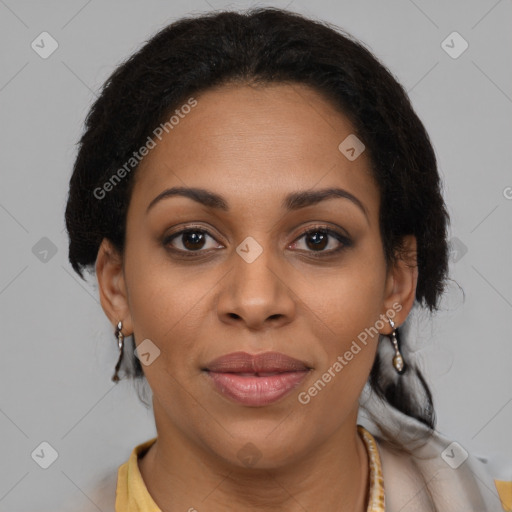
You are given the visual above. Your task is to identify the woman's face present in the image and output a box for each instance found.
[97,82,417,468]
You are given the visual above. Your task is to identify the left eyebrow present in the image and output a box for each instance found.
[146,186,369,223]
[283,187,369,222]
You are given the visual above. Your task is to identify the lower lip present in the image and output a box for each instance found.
[205,371,309,406]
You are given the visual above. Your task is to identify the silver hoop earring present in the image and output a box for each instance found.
[388,318,405,374]
[112,320,124,382]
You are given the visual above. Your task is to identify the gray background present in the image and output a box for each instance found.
[1,0,511,510]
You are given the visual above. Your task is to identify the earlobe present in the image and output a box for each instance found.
[95,238,133,333]
[382,235,418,331]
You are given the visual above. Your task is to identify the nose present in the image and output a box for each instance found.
[216,241,296,331]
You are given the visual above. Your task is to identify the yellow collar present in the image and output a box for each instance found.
[116,425,385,511]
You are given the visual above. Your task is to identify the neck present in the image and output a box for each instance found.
[138,400,369,512]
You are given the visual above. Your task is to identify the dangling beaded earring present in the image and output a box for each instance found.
[112,320,125,382]
[388,318,405,374]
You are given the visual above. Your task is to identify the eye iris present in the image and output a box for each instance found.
[182,230,205,250]
[306,231,328,251]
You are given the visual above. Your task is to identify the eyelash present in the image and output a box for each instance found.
[162,224,352,259]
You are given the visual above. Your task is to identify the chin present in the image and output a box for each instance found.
[206,423,310,470]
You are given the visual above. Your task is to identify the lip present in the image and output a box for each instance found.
[203,351,311,407]
[205,351,310,373]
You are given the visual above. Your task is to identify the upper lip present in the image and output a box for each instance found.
[204,351,310,373]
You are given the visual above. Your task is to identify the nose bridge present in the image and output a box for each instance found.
[217,233,295,328]
[233,234,280,304]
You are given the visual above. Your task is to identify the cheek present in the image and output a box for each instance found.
[294,258,386,342]
[128,272,208,351]
[293,265,384,398]
[297,289,381,420]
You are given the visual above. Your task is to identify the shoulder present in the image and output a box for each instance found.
[376,436,435,511]
[71,438,158,512]
[371,423,509,511]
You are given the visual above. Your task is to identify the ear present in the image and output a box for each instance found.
[381,234,418,334]
[95,238,133,335]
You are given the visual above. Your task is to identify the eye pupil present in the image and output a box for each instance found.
[183,230,205,250]
[306,231,328,251]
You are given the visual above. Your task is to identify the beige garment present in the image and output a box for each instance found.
[367,415,508,511]
[85,416,511,511]
[109,424,509,511]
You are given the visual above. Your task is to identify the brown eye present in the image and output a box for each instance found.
[181,230,206,250]
[164,228,220,252]
[290,227,352,256]
[304,230,329,251]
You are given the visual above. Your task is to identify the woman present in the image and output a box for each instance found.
[65,7,511,511]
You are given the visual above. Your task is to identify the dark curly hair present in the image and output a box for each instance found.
[65,7,451,439]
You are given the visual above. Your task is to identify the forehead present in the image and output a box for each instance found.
[130,82,379,217]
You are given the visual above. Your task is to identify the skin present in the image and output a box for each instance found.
[96,82,418,511]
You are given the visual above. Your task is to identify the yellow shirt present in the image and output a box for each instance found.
[115,427,512,511]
